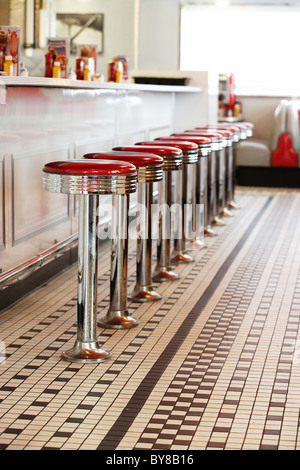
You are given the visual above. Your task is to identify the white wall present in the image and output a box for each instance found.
[56,0,181,76]
[56,0,137,77]
[138,0,180,70]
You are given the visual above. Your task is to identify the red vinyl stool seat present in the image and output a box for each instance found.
[271,133,298,167]
[111,145,183,283]
[85,151,164,311]
[42,159,137,362]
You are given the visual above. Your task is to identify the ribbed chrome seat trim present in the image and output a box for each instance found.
[161,155,182,171]
[42,172,137,195]
[182,150,199,164]
[198,145,212,157]
[137,164,164,183]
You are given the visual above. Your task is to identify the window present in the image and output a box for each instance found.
[180,3,300,96]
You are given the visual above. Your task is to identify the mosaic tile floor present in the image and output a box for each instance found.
[1,186,300,452]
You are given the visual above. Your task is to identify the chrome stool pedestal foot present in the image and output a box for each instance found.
[212,215,226,226]
[61,340,110,364]
[128,285,162,302]
[188,237,207,249]
[221,207,234,217]
[171,251,194,264]
[152,267,180,282]
[229,200,240,210]
[98,310,139,329]
[205,225,218,236]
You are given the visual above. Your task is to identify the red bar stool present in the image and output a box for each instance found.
[157,135,214,238]
[181,131,225,227]
[86,150,164,306]
[172,132,223,235]
[84,152,162,327]
[135,140,200,259]
[114,146,182,282]
[42,159,137,361]
[214,124,241,209]
[209,126,238,214]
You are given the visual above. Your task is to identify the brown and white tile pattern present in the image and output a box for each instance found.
[0,187,300,451]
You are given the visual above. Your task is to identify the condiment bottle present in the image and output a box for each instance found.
[52,61,61,78]
[76,58,84,80]
[3,55,13,76]
[115,60,123,83]
[83,65,91,81]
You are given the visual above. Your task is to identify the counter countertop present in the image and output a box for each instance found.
[0,76,202,93]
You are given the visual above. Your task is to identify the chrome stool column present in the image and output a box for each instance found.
[152,138,206,252]
[42,159,137,361]
[133,145,183,282]
[85,151,163,315]
[217,129,234,217]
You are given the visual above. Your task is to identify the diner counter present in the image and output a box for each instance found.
[0,75,202,93]
[0,71,217,311]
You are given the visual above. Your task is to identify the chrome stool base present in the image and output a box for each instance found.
[229,200,240,210]
[128,285,162,302]
[152,267,180,282]
[212,215,226,226]
[98,310,139,329]
[221,207,234,217]
[188,237,207,249]
[61,341,111,364]
[171,250,194,264]
[205,225,218,236]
